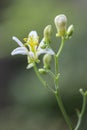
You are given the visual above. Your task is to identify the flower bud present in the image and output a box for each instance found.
[43,54,52,69]
[67,25,74,38]
[40,44,47,49]
[44,25,52,44]
[54,14,67,37]
[38,68,46,74]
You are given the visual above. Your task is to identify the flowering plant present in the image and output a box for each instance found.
[11,14,87,130]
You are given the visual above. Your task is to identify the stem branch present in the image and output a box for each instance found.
[34,64,46,86]
[56,37,65,57]
[34,64,55,93]
[74,92,87,130]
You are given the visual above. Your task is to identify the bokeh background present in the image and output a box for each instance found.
[0,0,87,130]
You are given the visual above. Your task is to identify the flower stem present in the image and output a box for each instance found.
[56,37,65,57]
[54,37,73,130]
[54,37,65,89]
[34,64,55,93]
[55,90,73,130]
[34,64,46,87]
[74,91,87,130]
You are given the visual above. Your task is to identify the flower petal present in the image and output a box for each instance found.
[37,48,55,56]
[38,38,45,48]
[28,31,38,39]
[11,47,28,55]
[26,63,34,69]
[28,51,34,58]
[45,48,55,55]
[12,36,24,47]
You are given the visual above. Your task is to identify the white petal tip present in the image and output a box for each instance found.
[26,63,34,69]
[12,36,16,40]
[11,52,14,55]
[12,36,23,46]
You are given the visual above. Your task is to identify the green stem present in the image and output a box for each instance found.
[74,93,87,130]
[54,37,63,89]
[55,90,73,130]
[54,37,65,89]
[54,37,73,130]
[55,55,58,75]
[34,64,55,93]
[54,55,59,90]
[56,37,65,57]
[34,64,46,87]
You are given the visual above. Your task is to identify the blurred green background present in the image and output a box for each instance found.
[0,0,87,130]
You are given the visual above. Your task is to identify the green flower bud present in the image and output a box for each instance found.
[43,54,52,69]
[67,25,74,38]
[38,68,46,74]
[54,14,67,37]
[44,25,52,44]
[41,44,47,49]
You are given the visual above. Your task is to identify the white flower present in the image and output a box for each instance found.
[11,31,54,69]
